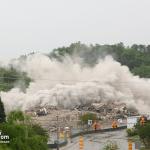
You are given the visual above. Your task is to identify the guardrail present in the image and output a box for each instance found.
[48,140,68,149]
[48,125,127,149]
[71,125,127,138]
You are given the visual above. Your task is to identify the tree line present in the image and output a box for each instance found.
[49,42,150,78]
[0,67,31,92]
[0,42,150,92]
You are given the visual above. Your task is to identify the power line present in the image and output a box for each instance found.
[0,77,23,80]
[0,76,149,84]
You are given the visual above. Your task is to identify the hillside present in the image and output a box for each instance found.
[50,42,150,78]
[0,42,150,92]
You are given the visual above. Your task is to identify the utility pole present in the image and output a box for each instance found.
[70,126,72,143]
[56,115,59,150]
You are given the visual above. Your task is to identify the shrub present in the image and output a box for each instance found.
[126,128,137,137]
[135,120,150,148]
[103,141,119,150]
[80,113,97,125]
[0,111,48,150]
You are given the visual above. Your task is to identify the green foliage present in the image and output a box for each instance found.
[126,128,138,137]
[9,135,48,150]
[80,113,97,124]
[0,42,150,93]
[7,110,25,124]
[0,145,12,150]
[0,67,31,92]
[50,42,150,78]
[103,141,119,150]
[132,65,150,78]
[31,124,48,137]
[0,111,48,150]
[0,97,6,123]
[135,121,150,148]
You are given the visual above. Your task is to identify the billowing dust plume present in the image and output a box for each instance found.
[1,53,150,113]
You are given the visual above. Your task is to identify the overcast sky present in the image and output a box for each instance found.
[0,0,150,61]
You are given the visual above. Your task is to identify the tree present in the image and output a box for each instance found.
[0,97,6,123]
[80,113,97,125]
[135,120,150,148]
[0,111,48,150]
[132,65,150,78]
[7,110,25,124]
[0,67,31,92]
[49,42,150,78]
[0,145,12,150]
[126,128,137,137]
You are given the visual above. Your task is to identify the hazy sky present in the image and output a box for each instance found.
[0,0,150,61]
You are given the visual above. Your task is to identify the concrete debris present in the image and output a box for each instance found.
[25,102,138,131]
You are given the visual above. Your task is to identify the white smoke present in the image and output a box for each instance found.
[1,53,150,113]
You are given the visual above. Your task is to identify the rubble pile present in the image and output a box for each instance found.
[25,101,138,131]
[27,108,81,132]
[74,101,138,119]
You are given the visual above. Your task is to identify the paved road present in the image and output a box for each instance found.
[60,130,135,150]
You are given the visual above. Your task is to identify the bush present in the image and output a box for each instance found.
[0,145,12,150]
[135,120,150,148]
[0,111,48,150]
[126,128,137,137]
[103,141,119,150]
[7,111,25,124]
[80,113,97,125]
